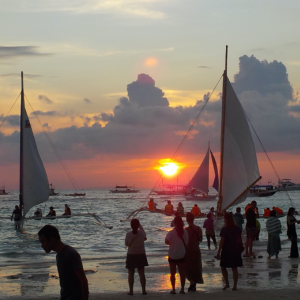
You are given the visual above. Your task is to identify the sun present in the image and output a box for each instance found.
[159,162,179,176]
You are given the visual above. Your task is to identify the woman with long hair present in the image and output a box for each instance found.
[165,216,189,294]
[266,210,282,258]
[185,212,203,292]
[216,212,243,291]
[287,207,299,258]
[125,219,148,295]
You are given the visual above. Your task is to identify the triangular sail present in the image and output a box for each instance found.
[21,82,49,216]
[210,150,219,192]
[189,146,209,194]
[220,77,260,210]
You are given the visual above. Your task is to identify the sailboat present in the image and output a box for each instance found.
[0,73,112,229]
[122,46,262,221]
[216,46,261,212]
[185,143,219,201]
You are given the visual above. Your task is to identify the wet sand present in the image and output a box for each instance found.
[1,243,300,299]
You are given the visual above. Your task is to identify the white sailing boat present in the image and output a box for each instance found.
[185,143,219,201]
[0,73,112,229]
[216,46,261,212]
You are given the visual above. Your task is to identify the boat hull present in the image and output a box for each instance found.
[65,193,86,196]
[249,191,277,197]
[154,191,185,195]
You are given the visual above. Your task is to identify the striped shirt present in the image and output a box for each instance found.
[266,217,282,234]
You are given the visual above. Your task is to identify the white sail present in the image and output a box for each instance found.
[220,77,260,210]
[189,146,209,194]
[22,105,49,216]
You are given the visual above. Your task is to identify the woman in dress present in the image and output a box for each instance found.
[287,207,300,258]
[215,212,243,291]
[165,216,189,294]
[266,209,282,259]
[125,219,148,295]
[185,212,204,292]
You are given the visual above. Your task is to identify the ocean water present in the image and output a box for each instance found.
[0,189,299,296]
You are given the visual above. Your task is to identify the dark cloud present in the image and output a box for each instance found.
[31,110,58,116]
[127,74,169,107]
[84,98,92,104]
[38,95,53,104]
[0,46,52,59]
[0,114,19,127]
[233,55,293,100]
[1,56,300,166]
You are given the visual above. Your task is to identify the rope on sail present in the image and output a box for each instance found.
[0,93,21,129]
[243,107,295,207]
[125,75,223,221]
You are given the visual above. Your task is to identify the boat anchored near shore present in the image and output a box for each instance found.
[110,185,140,193]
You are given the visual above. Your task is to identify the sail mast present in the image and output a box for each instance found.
[19,71,24,212]
[217,45,228,212]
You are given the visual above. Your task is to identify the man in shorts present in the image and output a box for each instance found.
[38,225,89,300]
[244,200,259,258]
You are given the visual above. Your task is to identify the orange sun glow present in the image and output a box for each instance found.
[159,162,179,176]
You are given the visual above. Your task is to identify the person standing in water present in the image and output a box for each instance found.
[11,205,22,229]
[125,219,148,295]
[38,225,89,300]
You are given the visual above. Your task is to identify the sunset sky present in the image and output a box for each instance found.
[0,0,300,190]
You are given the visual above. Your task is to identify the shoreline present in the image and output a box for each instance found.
[1,247,300,299]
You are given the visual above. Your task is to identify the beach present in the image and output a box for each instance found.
[0,189,299,299]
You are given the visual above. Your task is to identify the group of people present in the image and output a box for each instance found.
[35,200,300,300]
[148,198,203,216]
[125,210,244,294]
[44,204,72,217]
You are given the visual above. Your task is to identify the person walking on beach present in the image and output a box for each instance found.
[287,207,300,258]
[165,216,188,294]
[233,207,244,233]
[215,212,243,291]
[185,212,203,292]
[38,225,89,300]
[203,213,217,250]
[125,219,148,295]
[266,210,282,259]
[11,205,22,229]
[244,200,258,258]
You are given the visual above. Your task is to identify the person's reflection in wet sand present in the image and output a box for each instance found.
[288,263,299,285]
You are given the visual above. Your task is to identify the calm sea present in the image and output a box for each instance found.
[0,189,298,266]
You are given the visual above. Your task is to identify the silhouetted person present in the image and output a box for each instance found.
[11,205,22,229]
[38,225,89,300]
[63,204,71,216]
[47,206,56,217]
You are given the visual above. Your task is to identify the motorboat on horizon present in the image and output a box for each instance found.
[249,185,277,197]
[276,179,300,191]
[110,185,140,193]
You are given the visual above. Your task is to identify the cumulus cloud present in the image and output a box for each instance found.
[0,46,52,60]
[0,114,19,127]
[38,95,53,104]
[1,55,300,165]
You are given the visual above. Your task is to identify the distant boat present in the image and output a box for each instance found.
[276,179,300,191]
[65,192,86,196]
[249,185,277,197]
[0,186,8,195]
[153,177,187,195]
[49,183,59,196]
[110,185,140,193]
[184,143,219,201]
